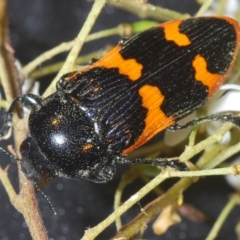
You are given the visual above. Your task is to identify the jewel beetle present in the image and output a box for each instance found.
[1,16,240,183]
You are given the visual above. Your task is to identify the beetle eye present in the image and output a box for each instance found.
[41,168,54,181]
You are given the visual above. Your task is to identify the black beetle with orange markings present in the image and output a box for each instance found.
[1,16,240,183]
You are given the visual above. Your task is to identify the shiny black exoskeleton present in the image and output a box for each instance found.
[2,17,240,183]
[19,84,116,183]
[5,73,119,182]
[0,72,187,183]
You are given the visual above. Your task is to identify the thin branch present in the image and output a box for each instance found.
[22,20,157,78]
[201,141,240,169]
[82,170,167,240]
[206,194,240,240]
[107,0,189,20]
[42,0,107,98]
[21,28,118,78]
[94,122,238,239]
[0,0,48,238]
[179,122,234,162]
[28,48,110,79]
[114,177,192,239]
[0,0,22,116]
[114,168,139,231]
[195,0,214,16]
[82,164,240,240]
[0,164,48,240]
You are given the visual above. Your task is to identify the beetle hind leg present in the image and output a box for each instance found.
[117,157,188,171]
[168,114,240,131]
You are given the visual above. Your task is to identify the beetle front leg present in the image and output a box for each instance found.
[0,94,42,139]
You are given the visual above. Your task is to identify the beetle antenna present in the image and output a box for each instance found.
[33,181,57,215]
[0,147,19,162]
[0,147,57,215]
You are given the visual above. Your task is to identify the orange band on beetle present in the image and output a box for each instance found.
[123,84,175,154]
[92,45,143,81]
[193,54,223,98]
[162,20,191,46]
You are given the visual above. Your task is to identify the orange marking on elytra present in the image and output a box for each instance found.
[123,85,175,154]
[162,20,191,46]
[193,54,223,98]
[92,45,143,81]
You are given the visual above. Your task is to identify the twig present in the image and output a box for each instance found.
[82,164,240,240]
[82,170,167,240]
[28,48,111,79]
[195,0,215,16]
[21,27,119,78]
[206,194,240,240]
[200,141,240,169]
[25,20,157,79]
[114,168,139,231]
[42,0,107,98]
[113,177,192,239]
[0,0,48,238]
[179,122,234,162]
[0,0,22,115]
[85,120,238,239]
[0,99,9,110]
[0,164,48,240]
[107,0,189,20]
[111,123,238,238]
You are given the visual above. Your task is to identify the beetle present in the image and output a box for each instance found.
[1,16,240,183]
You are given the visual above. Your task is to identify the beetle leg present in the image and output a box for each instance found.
[86,162,116,183]
[117,156,188,171]
[0,94,42,138]
[168,114,240,131]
